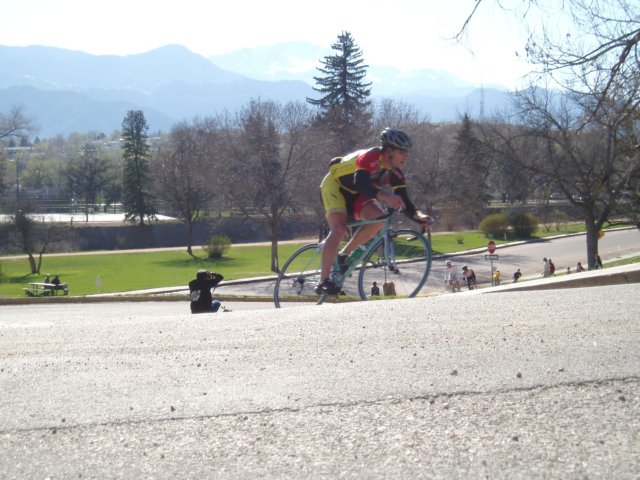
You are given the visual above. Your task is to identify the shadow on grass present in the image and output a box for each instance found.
[4,274,39,285]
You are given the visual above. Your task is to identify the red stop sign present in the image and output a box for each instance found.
[488,240,496,254]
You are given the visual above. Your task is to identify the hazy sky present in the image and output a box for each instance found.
[0,0,544,88]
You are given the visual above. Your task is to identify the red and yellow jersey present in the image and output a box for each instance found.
[321,146,419,220]
[329,147,384,194]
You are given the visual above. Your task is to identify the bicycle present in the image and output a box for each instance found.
[273,210,432,308]
[444,278,462,293]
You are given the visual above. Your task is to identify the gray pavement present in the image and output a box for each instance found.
[1,278,639,478]
[1,230,640,478]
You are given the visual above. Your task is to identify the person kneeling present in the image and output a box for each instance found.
[189,269,224,314]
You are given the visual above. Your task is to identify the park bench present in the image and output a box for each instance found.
[22,282,69,297]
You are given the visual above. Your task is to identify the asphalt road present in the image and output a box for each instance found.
[1,282,639,478]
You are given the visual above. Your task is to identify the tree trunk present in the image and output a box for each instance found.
[186,219,194,256]
[585,220,599,270]
[36,250,45,274]
[27,253,37,274]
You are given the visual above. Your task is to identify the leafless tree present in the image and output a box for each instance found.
[0,106,34,143]
[462,0,640,266]
[409,122,458,231]
[8,208,65,274]
[65,143,117,222]
[371,99,442,213]
[371,99,427,136]
[219,99,314,272]
[0,106,35,197]
[478,83,639,267]
[151,119,221,256]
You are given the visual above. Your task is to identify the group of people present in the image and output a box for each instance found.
[565,262,586,275]
[444,260,477,291]
[542,257,556,277]
[44,274,62,286]
[542,256,598,277]
[439,253,606,292]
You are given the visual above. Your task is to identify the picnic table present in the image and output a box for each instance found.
[23,282,69,297]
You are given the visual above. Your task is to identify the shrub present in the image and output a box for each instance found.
[479,213,509,237]
[204,234,231,259]
[509,212,539,237]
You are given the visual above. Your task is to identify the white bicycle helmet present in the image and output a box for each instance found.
[380,127,412,150]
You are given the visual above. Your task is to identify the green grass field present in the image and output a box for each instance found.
[0,244,305,297]
[0,224,591,298]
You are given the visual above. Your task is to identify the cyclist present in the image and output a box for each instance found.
[444,260,461,292]
[461,265,477,290]
[316,127,433,295]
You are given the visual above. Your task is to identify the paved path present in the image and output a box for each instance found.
[1,279,639,478]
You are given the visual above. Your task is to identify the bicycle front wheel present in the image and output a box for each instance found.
[357,229,431,300]
[274,243,323,308]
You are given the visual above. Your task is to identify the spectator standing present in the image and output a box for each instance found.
[542,258,550,277]
[371,282,380,296]
[548,259,556,276]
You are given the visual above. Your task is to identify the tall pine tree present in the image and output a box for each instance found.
[307,31,372,152]
[122,110,156,225]
[449,114,490,227]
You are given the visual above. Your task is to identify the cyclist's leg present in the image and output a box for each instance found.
[341,199,384,256]
[319,173,349,283]
[321,211,349,282]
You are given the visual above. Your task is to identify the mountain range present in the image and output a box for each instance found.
[0,44,513,138]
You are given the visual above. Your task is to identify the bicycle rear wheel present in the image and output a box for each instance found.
[274,243,323,308]
[357,229,431,300]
